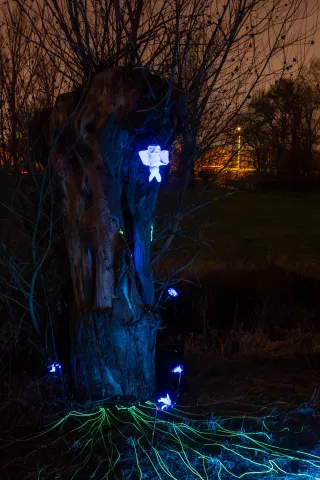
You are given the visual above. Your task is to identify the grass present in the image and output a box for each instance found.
[210,191,320,273]
[184,324,320,359]
[156,188,320,278]
[3,187,320,478]
[2,398,320,479]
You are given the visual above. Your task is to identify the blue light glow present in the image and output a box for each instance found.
[158,393,174,411]
[168,287,178,297]
[138,145,169,182]
[48,362,62,373]
[172,365,183,374]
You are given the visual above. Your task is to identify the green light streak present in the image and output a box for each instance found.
[2,402,320,479]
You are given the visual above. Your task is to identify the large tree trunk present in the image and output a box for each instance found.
[46,66,179,399]
[71,310,159,398]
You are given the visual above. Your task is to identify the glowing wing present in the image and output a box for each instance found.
[138,150,151,166]
[160,150,169,165]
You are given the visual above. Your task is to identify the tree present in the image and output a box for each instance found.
[5,0,318,399]
[241,75,320,185]
[30,66,182,398]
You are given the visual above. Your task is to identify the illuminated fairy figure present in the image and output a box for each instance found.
[138,145,169,182]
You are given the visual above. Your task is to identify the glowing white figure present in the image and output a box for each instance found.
[172,365,183,374]
[168,287,178,297]
[138,145,169,182]
[48,362,61,373]
[158,393,174,411]
[172,364,183,398]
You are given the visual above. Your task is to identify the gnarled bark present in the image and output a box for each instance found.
[44,66,179,398]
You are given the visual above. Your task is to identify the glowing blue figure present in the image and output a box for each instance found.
[168,287,178,297]
[172,364,183,398]
[48,362,62,373]
[158,394,174,411]
[138,145,169,182]
[172,365,183,374]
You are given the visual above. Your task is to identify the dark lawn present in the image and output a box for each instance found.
[2,189,320,480]
[156,188,320,278]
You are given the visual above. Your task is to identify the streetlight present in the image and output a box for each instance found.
[236,126,241,169]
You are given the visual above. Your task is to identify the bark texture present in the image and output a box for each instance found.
[44,66,179,398]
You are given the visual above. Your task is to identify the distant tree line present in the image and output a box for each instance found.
[240,61,320,188]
